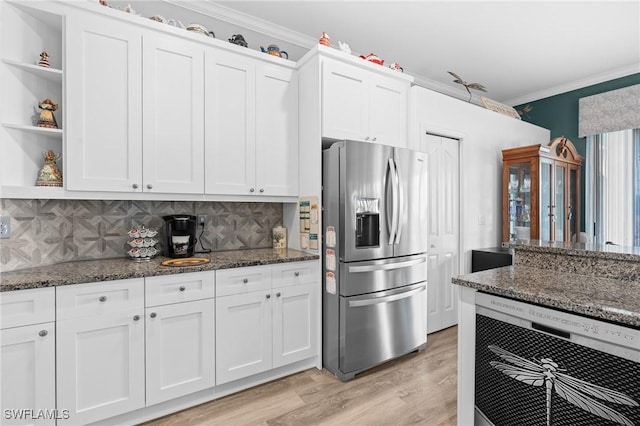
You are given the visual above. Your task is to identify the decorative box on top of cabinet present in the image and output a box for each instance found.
[0,1,64,199]
[501,137,582,243]
[321,55,411,148]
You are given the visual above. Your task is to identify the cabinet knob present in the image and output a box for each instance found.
[372,137,377,141]
[259,188,264,193]
[99,296,107,302]
[150,312,157,318]
[132,183,139,189]
[276,292,281,298]
[179,286,186,292]
[147,184,153,190]
[266,294,271,299]
[250,188,255,193]
[294,271,300,277]
[243,278,248,284]
[365,136,370,141]
[39,330,48,337]
[133,315,140,321]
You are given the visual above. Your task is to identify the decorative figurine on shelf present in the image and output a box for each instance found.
[37,98,58,129]
[338,41,351,54]
[229,34,248,47]
[38,50,50,68]
[260,44,288,59]
[36,150,63,187]
[319,32,331,47]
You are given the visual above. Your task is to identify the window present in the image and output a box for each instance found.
[585,129,640,246]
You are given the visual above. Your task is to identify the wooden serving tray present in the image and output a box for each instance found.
[161,257,210,267]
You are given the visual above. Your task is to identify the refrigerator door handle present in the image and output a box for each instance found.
[348,284,426,307]
[394,157,404,244]
[347,257,426,273]
[387,158,398,244]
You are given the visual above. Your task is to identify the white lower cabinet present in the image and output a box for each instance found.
[145,272,215,405]
[216,261,318,385]
[56,279,145,425]
[1,288,56,426]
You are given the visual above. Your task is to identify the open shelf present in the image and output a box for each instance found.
[0,185,65,199]
[2,123,63,139]
[2,58,62,83]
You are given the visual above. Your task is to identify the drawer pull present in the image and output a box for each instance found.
[99,296,107,302]
[243,278,249,284]
[133,315,140,321]
[266,294,271,299]
[276,292,281,298]
[294,272,300,277]
[179,286,186,292]
[39,330,48,337]
[150,312,157,318]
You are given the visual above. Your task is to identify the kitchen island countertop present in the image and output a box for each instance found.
[453,265,640,328]
[0,248,319,292]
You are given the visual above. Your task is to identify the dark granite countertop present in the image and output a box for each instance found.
[453,265,640,328]
[0,248,319,292]
[508,239,640,262]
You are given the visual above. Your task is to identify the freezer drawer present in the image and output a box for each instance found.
[339,254,427,296]
[339,282,426,375]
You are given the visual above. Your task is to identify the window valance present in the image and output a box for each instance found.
[578,84,640,137]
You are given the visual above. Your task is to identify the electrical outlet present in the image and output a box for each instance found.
[197,215,208,226]
[0,216,10,239]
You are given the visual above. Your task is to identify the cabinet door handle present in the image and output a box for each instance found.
[133,315,141,321]
[266,294,271,299]
[294,271,300,277]
[259,188,264,193]
[276,292,281,298]
[150,312,157,318]
[39,330,48,337]
[243,278,248,284]
[250,188,255,193]
[132,183,139,189]
[99,296,107,302]
[147,184,153,190]
[179,285,186,292]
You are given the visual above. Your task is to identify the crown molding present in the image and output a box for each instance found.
[503,64,640,107]
[164,0,317,48]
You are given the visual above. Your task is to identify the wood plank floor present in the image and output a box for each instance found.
[144,326,457,426]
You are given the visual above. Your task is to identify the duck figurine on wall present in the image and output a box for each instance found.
[260,44,288,59]
[359,53,383,65]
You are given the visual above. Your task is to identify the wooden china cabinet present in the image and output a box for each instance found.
[502,137,583,243]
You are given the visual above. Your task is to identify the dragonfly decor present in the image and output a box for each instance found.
[447,71,487,102]
[489,345,638,426]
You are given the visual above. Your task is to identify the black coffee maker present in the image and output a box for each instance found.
[163,215,197,258]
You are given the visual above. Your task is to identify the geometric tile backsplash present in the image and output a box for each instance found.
[0,199,283,272]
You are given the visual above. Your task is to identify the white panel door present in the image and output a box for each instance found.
[145,299,215,405]
[1,323,55,426]
[321,58,369,141]
[56,310,145,425]
[65,14,143,192]
[255,64,298,196]
[143,34,204,194]
[423,133,460,334]
[204,49,256,195]
[215,291,271,385]
[369,75,409,147]
[272,284,317,368]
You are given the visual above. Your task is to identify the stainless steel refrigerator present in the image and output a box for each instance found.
[322,140,428,381]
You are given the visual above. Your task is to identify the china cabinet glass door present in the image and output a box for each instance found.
[540,161,552,241]
[507,163,531,240]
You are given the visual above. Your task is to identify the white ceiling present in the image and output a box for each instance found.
[213,0,640,105]
[118,0,640,106]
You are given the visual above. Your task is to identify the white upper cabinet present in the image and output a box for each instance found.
[255,64,299,196]
[143,35,204,194]
[322,57,409,147]
[204,50,256,195]
[205,49,298,197]
[65,13,143,192]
